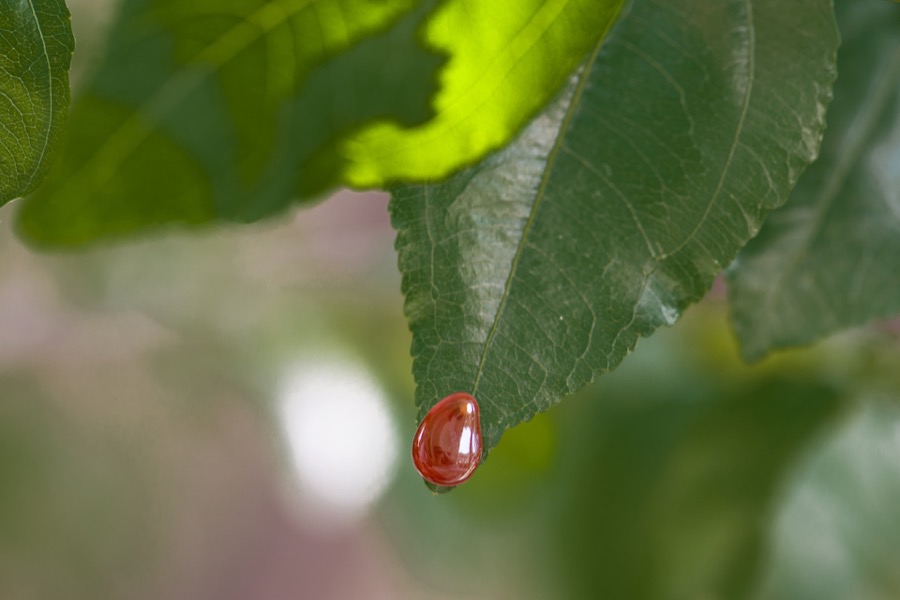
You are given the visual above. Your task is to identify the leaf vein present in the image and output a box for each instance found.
[664,0,756,259]
[21,0,54,192]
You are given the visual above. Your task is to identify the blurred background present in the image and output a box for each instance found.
[2,1,900,599]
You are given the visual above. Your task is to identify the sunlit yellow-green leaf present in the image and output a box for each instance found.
[341,0,626,187]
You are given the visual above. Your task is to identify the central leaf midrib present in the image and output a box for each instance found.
[469,10,624,396]
[664,0,755,258]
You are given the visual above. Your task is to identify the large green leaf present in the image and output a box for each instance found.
[0,0,74,205]
[392,0,838,455]
[341,0,626,187]
[16,0,444,246]
[728,0,900,360]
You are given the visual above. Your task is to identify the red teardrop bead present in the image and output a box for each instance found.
[412,392,483,487]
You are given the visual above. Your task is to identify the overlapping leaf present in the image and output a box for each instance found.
[17,0,444,246]
[0,0,74,205]
[728,0,900,360]
[392,0,838,454]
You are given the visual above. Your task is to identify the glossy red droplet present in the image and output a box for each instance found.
[412,392,483,486]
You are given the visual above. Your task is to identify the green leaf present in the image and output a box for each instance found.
[16,0,444,247]
[552,377,845,600]
[392,0,838,455]
[0,0,74,205]
[341,0,627,187]
[728,0,900,360]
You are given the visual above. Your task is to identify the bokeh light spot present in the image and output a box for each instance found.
[278,358,397,521]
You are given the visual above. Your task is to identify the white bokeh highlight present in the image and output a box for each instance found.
[278,358,398,521]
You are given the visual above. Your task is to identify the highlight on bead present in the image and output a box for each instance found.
[411,392,483,487]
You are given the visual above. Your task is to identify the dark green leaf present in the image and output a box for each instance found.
[392,0,838,454]
[16,0,444,246]
[0,0,74,205]
[728,0,900,360]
